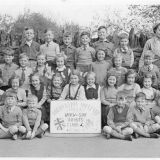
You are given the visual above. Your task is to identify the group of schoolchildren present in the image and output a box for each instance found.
[0,25,160,142]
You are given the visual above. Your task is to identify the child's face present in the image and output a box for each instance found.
[97,50,105,61]
[127,74,135,85]
[114,57,122,68]
[12,78,19,90]
[37,55,46,66]
[31,75,40,88]
[63,36,72,46]
[25,29,34,41]
[143,78,152,89]
[5,96,16,107]
[136,97,146,109]
[70,75,79,85]
[81,35,90,45]
[108,76,116,87]
[53,76,62,87]
[56,57,65,68]
[120,38,128,47]
[144,57,153,65]
[45,31,54,43]
[4,55,13,64]
[87,75,95,86]
[98,28,107,40]
[117,96,126,108]
[28,99,37,108]
[19,57,29,68]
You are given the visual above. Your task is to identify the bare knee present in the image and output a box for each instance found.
[103,126,112,134]
[130,123,138,130]
[19,126,26,134]
[9,126,18,134]
[40,123,48,131]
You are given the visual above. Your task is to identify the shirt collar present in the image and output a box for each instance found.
[25,40,32,47]
[98,39,109,43]
[120,47,129,53]
[81,45,89,50]
[145,64,153,70]
[28,107,36,112]
[56,65,66,71]
[20,67,27,71]
[45,41,53,47]
[135,106,145,112]
[86,84,96,90]
[6,105,15,113]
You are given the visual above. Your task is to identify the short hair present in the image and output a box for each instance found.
[36,52,47,60]
[24,27,34,32]
[8,75,22,87]
[19,53,29,60]
[27,95,38,103]
[5,91,17,99]
[98,26,107,31]
[153,23,160,34]
[2,47,14,56]
[80,31,90,38]
[116,91,127,99]
[52,73,63,82]
[55,53,67,65]
[118,33,129,40]
[70,69,81,79]
[125,69,136,83]
[44,28,54,34]
[144,50,154,59]
[95,49,106,60]
[63,31,72,38]
[86,71,96,79]
[135,92,146,100]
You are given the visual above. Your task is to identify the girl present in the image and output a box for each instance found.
[1,75,27,108]
[109,54,127,87]
[59,69,86,100]
[141,73,160,109]
[47,73,64,102]
[84,71,101,100]
[118,69,141,106]
[91,49,112,86]
[52,54,71,87]
[114,33,134,69]
[28,73,48,123]
[100,72,118,128]
[34,53,52,86]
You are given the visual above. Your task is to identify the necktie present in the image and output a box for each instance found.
[21,68,25,83]
[148,66,151,71]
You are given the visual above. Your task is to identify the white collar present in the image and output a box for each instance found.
[45,41,53,47]
[56,66,66,71]
[6,105,15,113]
[25,40,32,47]
[86,84,96,90]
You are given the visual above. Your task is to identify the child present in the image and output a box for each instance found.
[14,53,33,91]
[100,72,118,128]
[60,31,76,70]
[109,54,127,87]
[18,27,40,68]
[47,73,63,102]
[137,50,160,89]
[91,49,112,86]
[141,74,160,109]
[118,69,141,105]
[0,92,23,140]
[92,26,115,61]
[75,31,95,73]
[28,73,48,123]
[130,92,160,138]
[114,33,134,69]
[0,48,18,91]
[103,91,133,141]
[59,69,86,100]
[1,75,27,108]
[40,29,60,68]
[22,95,48,139]
[84,72,101,100]
[52,54,71,87]
[34,53,52,86]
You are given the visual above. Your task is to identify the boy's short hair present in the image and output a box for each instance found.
[98,26,107,31]
[36,52,47,59]
[44,28,53,34]
[27,95,38,103]
[5,91,17,99]
[80,31,90,38]
[118,33,129,40]
[116,91,127,99]
[135,92,146,100]
[19,53,29,60]
[24,27,34,32]
[2,47,14,56]
[144,50,154,59]
[70,69,81,78]
[153,23,160,34]
[63,31,72,38]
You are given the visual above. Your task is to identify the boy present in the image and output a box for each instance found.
[137,50,160,88]
[0,92,23,140]
[130,92,160,138]
[18,27,40,68]
[40,29,60,68]
[92,26,115,61]
[60,31,76,70]
[22,95,48,139]
[103,91,133,141]
[75,31,95,73]
[0,48,18,91]
[14,53,33,91]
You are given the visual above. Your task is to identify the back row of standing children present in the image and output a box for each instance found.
[0,25,160,141]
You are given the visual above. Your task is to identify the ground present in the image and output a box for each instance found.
[0,133,160,157]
